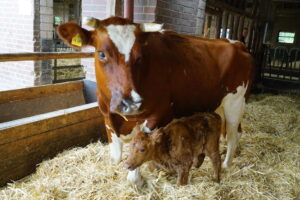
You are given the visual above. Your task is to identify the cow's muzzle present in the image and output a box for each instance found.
[117,97,142,115]
[110,90,143,115]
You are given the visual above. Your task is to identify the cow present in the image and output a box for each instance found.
[57,16,254,185]
[124,112,222,186]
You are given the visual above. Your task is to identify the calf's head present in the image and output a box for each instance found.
[124,131,156,170]
[57,17,152,115]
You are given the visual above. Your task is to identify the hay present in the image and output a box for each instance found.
[1,94,299,200]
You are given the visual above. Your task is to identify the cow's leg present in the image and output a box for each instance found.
[222,84,247,168]
[108,132,123,165]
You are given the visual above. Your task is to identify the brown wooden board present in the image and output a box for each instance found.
[0,103,107,187]
[0,81,84,104]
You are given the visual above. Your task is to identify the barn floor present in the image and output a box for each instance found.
[1,94,299,200]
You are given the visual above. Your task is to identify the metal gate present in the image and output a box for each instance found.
[261,45,300,91]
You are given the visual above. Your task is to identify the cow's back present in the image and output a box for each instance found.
[138,32,254,118]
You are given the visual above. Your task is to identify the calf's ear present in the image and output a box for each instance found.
[56,22,95,48]
[152,129,164,144]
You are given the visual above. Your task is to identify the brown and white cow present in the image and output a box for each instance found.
[57,16,254,185]
[125,112,222,186]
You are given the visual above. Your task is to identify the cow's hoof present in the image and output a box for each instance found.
[127,170,144,187]
[222,161,231,169]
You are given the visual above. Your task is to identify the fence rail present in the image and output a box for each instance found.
[0,52,94,62]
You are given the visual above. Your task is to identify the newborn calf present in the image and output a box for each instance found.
[124,112,221,185]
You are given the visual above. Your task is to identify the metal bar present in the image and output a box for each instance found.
[0,52,94,62]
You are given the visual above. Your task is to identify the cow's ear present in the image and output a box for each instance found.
[56,22,95,48]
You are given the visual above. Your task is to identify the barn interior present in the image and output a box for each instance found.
[0,0,299,199]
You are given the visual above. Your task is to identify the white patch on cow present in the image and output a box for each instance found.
[106,25,136,62]
[221,83,248,168]
[227,39,240,44]
[109,132,123,165]
[131,90,142,102]
[141,120,151,133]
[140,23,164,32]
[127,168,143,187]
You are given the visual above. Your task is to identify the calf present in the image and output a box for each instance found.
[124,112,222,185]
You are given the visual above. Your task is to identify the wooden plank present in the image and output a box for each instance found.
[0,90,85,123]
[0,81,83,104]
[0,52,94,62]
[0,117,107,187]
[0,103,100,145]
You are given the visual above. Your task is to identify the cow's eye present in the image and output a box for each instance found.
[140,148,145,152]
[98,51,107,61]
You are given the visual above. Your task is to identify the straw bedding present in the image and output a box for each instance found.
[1,94,299,200]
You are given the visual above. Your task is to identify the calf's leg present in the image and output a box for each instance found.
[176,165,191,186]
[207,151,221,183]
[193,153,205,168]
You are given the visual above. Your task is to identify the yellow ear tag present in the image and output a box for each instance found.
[71,33,82,47]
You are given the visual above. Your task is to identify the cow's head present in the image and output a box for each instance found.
[57,17,163,116]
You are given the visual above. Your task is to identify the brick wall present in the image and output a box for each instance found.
[134,0,156,23]
[0,0,35,91]
[156,0,206,35]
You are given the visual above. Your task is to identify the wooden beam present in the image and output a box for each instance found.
[207,0,254,18]
[0,52,94,62]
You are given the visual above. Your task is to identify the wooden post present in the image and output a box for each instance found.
[228,13,234,39]
[221,10,229,38]
[215,13,222,38]
[124,0,134,20]
[203,13,211,38]
[232,15,240,40]
[237,15,245,41]
[246,19,253,46]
